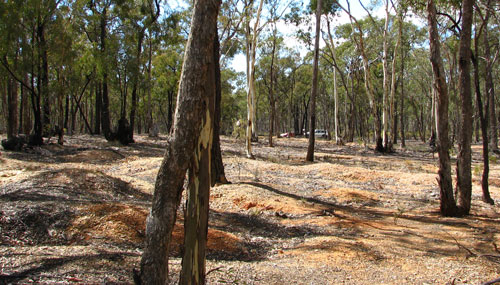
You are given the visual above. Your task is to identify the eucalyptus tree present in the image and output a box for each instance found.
[0,0,66,146]
[304,0,323,162]
[119,0,160,144]
[243,0,265,158]
[426,0,458,216]
[472,1,494,205]
[333,1,386,151]
[149,12,187,133]
[75,0,116,140]
[138,0,221,282]
[482,0,499,151]
[454,0,474,215]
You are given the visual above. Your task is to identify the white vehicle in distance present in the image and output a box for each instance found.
[306,129,328,138]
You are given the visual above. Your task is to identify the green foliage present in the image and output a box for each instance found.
[309,0,340,15]
[490,155,498,165]
[473,165,482,177]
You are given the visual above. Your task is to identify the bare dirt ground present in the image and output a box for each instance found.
[1,134,499,284]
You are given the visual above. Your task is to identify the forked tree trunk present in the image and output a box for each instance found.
[305,0,321,162]
[138,0,220,283]
[343,2,383,152]
[456,0,474,215]
[427,0,458,217]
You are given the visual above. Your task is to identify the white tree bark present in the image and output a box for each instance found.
[245,0,264,158]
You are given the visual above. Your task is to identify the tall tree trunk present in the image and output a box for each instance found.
[334,69,339,144]
[382,0,391,151]
[37,21,49,135]
[31,55,43,146]
[483,1,497,151]
[456,0,474,215]
[167,90,174,132]
[21,73,31,135]
[38,21,50,136]
[57,69,64,144]
[138,0,220,282]
[268,26,277,147]
[473,6,494,205]
[7,75,18,139]
[211,33,229,186]
[472,42,494,205]
[147,34,153,135]
[245,0,264,157]
[344,2,383,152]
[100,8,111,140]
[180,26,216,284]
[95,82,102,134]
[390,7,403,147]
[400,38,406,148]
[1,77,6,133]
[305,0,321,162]
[427,0,458,217]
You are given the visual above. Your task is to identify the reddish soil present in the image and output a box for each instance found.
[1,134,499,284]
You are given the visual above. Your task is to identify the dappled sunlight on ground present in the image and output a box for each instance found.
[0,134,499,283]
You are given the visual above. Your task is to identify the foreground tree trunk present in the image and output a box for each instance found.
[427,0,458,217]
[138,0,220,283]
[305,0,322,162]
[180,29,217,283]
[456,0,474,215]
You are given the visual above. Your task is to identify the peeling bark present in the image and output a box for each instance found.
[138,0,220,283]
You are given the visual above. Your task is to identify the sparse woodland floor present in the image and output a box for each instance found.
[1,134,499,284]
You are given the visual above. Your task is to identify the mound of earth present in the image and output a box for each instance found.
[0,134,499,284]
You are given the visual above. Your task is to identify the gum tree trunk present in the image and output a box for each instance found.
[211,33,229,186]
[483,0,497,151]
[427,0,458,216]
[138,0,220,283]
[456,0,474,215]
[305,0,321,162]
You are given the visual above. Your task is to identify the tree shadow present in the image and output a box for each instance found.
[237,181,500,259]
[0,251,140,283]
[1,168,151,204]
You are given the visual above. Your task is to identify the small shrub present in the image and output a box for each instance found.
[489,155,498,164]
[473,165,482,177]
